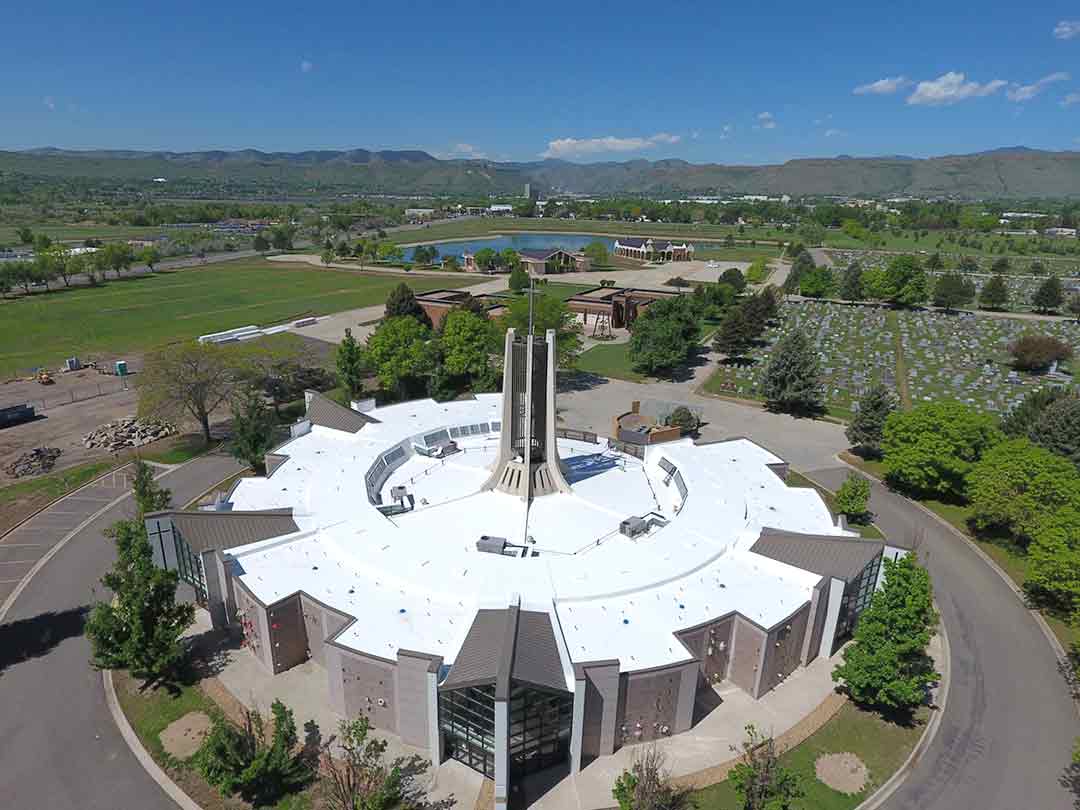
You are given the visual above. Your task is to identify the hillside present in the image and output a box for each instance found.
[2,146,1079,198]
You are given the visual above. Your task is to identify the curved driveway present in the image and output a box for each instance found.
[809,467,1076,810]
[0,424,1076,808]
[0,453,242,810]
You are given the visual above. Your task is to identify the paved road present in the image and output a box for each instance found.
[807,467,1077,810]
[0,452,243,810]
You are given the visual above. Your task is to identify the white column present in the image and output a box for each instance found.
[494,699,509,810]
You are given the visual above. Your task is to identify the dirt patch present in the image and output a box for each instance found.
[159,711,212,761]
[815,751,869,794]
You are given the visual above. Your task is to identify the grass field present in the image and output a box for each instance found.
[0,223,169,245]
[574,342,645,382]
[0,259,477,376]
[693,703,927,810]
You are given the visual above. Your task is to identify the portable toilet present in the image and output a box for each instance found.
[115,360,128,377]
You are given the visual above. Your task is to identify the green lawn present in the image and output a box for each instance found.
[138,434,218,465]
[536,282,598,302]
[574,342,646,382]
[0,458,115,511]
[695,245,784,262]
[0,259,477,376]
[693,703,927,810]
[0,223,169,245]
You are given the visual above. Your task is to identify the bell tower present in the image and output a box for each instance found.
[482,327,572,500]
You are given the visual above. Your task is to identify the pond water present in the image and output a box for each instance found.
[402,232,619,262]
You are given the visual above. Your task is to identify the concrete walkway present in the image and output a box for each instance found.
[0,451,244,810]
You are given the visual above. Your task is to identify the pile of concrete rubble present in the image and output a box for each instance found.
[4,447,62,478]
[83,417,176,451]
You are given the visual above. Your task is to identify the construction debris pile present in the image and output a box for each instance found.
[83,418,176,451]
[4,447,62,478]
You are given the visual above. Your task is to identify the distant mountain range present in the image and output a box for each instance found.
[3,146,1079,198]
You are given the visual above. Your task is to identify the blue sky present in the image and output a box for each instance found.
[4,1,1080,164]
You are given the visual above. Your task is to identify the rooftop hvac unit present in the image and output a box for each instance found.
[620,516,649,538]
[477,535,509,555]
[390,485,408,502]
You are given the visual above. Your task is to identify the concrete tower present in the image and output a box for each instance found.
[482,327,572,500]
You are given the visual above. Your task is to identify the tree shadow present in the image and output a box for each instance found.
[0,605,89,678]
[1060,759,1080,809]
[557,371,608,393]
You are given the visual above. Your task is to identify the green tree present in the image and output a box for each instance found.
[760,328,824,415]
[832,555,939,713]
[584,240,609,267]
[713,306,753,360]
[742,286,780,331]
[384,282,433,328]
[728,724,804,810]
[861,266,891,301]
[132,459,171,515]
[270,224,296,250]
[442,255,460,272]
[253,232,270,252]
[978,273,1010,310]
[884,254,928,306]
[835,473,872,524]
[925,252,944,272]
[881,401,1002,499]
[509,264,530,294]
[194,699,315,804]
[320,716,440,810]
[665,406,700,435]
[439,309,492,379]
[336,328,367,401]
[1030,395,1080,468]
[139,245,162,272]
[1025,504,1080,617]
[991,256,1011,274]
[472,247,498,272]
[84,517,195,680]
[1001,386,1070,437]
[612,747,691,810]
[846,383,897,457]
[798,265,834,298]
[321,245,337,265]
[628,297,700,375]
[968,438,1080,543]
[1032,276,1065,313]
[230,386,277,474]
[500,248,520,270]
[721,267,747,294]
[498,294,582,368]
[138,340,244,444]
[932,272,975,313]
[100,242,135,278]
[782,251,814,294]
[377,243,404,263]
[839,261,864,302]
[365,316,434,398]
[16,226,33,244]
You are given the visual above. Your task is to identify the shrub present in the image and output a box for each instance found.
[1029,395,1080,468]
[1008,334,1073,372]
[835,473,872,524]
[665,406,699,434]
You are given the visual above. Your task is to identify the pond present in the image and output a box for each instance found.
[401,233,619,262]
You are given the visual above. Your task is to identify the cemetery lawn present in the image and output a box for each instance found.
[0,260,477,377]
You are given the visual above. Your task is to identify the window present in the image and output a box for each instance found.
[440,685,496,778]
[172,528,207,604]
[507,684,573,776]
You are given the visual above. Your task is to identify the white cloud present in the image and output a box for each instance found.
[756,112,776,129]
[853,76,911,96]
[906,72,1007,105]
[1054,20,1080,40]
[540,132,681,159]
[719,124,733,140]
[1007,72,1070,102]
[43,96,55,111]
[1062,92,1080,107]
[449,143,489,159]
[300,59,314,73]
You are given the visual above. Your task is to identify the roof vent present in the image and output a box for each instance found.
[620,516,649,538]
[477,535,509,555]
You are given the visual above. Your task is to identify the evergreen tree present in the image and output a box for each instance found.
[132,459,171,515]
[230,386,277,474]
[782,251,814,294]
[832,555,939,714]
[1032,276,1065,313]
[845,382,896,456]
[84,518,195,679]
[1030,395,1080,469]
[839,261,863,302]
[1068,293,1080,324]
[713,306,753,360]
[335,328,367,401]
[979,273,1010,310]
[932,272,975,313]
[509,264,530,294]
[760,328,824,415]
[384,282,432,327]
[721,266,747,294]
[1001,386,1070,437]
